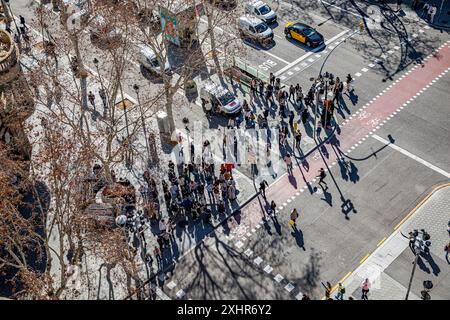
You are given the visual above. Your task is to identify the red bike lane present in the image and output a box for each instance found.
[224,42,450,239]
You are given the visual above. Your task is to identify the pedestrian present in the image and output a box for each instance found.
[301,108,309,124]
[284,153,293,174]
[99,88,107,107]
[396,0,402,11]
[269,200,276,215]
[153,246,162,264]
[423,2,430,19]
[274,78,281,96]
[145,252,154,269]
[259,179,269,198]
[269,72,275,86]
[346,74,353,93]
[444,242,450,264]
[301,294,311,300]
[335,283,346,300]
[317,168,328,189]
[361,278,371,300]
[430,5,437,23]
[159,218,167,234]
[289,208,299,227]
[258,79,264,96]
[19,15,26,28]
[289,84,295,101]
[228,183,236,201]
[295,130,302,149]
[289,110,295,128]
[88,91,95,109]
[447,221,450,236]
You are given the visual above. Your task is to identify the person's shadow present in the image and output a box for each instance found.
[291,227,306,251]
[320,187,333,207]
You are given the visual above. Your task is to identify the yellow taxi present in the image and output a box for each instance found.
[284,21,324,48]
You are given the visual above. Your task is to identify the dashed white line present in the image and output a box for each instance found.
[372,135,450,178]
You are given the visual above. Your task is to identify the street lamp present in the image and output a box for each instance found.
[133,84,151,168]
[404,229,431,300]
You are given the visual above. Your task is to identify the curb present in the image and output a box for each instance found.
[326,181,450,299]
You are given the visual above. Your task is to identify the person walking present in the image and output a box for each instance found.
[88,91,96,109]
[346,74,353,93]
[289,84,295,101]
[259,179,269,198]
[269,200,276,215]
[317,168,328,189]
[445,242,450,264]
[430,5,437,23]
[258,79,264,96]
[396,0,402,12]
[361,278,371,300]
[289,208,299,228]
[153,246,162,265]
[288,110,295,129]
[269,72,275,86]
[335,283,346,300]
[284,153,293,174]
[301,107,309,125]
[294,130,302,149]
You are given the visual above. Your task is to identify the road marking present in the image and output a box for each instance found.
[285,283,295,292]
[274,274,284,282]
[275,29,349,76]
[167,281,177,290]
[372,135,450,179]
[355,72,362,77]
[263,265,273,273]
[359,253,370,264]
[393,182,450,230]
[254,256,263,265]
[376,237,387,247]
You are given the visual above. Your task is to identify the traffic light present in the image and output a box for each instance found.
[359,21,364,33]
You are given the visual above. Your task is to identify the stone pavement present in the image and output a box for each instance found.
[337,184,450,300]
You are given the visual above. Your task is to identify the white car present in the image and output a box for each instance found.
[137,45,171,75]
[245,0,277,24]
[200,81,241,115]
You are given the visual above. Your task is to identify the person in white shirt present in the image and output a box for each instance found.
[430,6,437,23]
[159,219,167,233]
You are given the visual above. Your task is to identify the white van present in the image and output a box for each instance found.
[238,15,273,48]
[244,0,277,24]
[137,45,171,75]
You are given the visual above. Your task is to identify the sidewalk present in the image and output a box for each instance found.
[336,183,450,300]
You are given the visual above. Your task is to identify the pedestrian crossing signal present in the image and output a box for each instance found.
[359,21,364,33]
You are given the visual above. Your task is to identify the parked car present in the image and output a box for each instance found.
[200,81,241,115]
[136,44,171,75]
[244,0,277,24]
[284,21,324,48]
[238,15,274,48]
